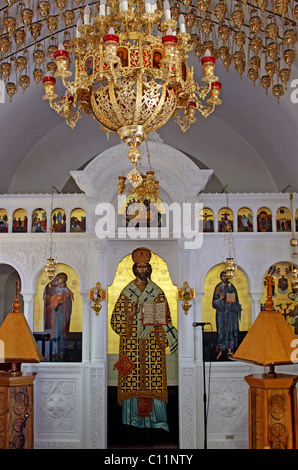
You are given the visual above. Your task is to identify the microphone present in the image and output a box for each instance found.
[192,322,211,327]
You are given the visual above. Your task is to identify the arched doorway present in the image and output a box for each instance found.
[33,263,83,362]
[107,248,179,448]
[0,264,23,327]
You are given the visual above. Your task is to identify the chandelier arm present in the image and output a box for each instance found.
[49,99,63,116]
[194,100,215,118]
[66,107,83,129]
[194,83,212,101]
[61,77,76,94]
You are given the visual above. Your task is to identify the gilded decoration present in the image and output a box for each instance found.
[261,261,298,334]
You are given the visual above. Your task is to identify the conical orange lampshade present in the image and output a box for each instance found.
[232,275,297,366]
[0,282,43,364]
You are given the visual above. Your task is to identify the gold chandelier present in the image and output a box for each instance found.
[39,0,223,188]
[40,0,222,172]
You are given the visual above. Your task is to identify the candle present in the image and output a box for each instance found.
[179,14,186,33]
[122,0,128,11]
[108,28,115,35]
[205,49,212,57]
[106,5,111,15]
[58,43,65,51]
[163,0,171,20]
[99,0,106,15]
[84,5,90,24]
[145,1,151,13]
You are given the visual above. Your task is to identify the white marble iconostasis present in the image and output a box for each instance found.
[0,140,297,449]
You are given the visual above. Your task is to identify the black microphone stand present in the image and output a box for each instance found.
[201,324,208,450]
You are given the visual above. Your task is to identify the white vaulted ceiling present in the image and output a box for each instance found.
[0,46,297,195]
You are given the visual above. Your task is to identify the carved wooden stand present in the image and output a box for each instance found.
[0,371,37,449]
[245,372,298,449]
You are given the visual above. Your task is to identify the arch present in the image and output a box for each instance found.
[0,263,23,327]
[33,262,83,362]
[12,208,28,233]
[257,207,272,232]
[199,207,214,232]
[0,209,8,233]
[261,261,297,334]
[107,246,179,447]
[276,207,291,232]
[31,207,47,233]
[70,140,213,202]
[117,193,167,229]
[201,262,251,361]
[237,207,253,232]
[52,208,66,232]
[107,249,178,355]
[70,208,86,232]
[218,207,234,232]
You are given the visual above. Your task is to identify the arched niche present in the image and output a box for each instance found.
[33,263,83,362]
[117,193,167,229]
[0,264,23,327]
[237,207,253,232]
[260,261,297,334]
[218,207,234,232]
[276,207,292,232]
[0,209,8,233]
[31,208,47,233]
[107,248,179,448]
[70,208,86,232]
[201,263,251,362]
[51,208,66,233]
[257,207,272,232]
[199,207,214,232]
[12,208,28,233]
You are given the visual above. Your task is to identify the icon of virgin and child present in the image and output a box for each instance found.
[43,272,74,359]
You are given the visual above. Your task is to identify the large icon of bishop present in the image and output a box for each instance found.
[111,247,178,432]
